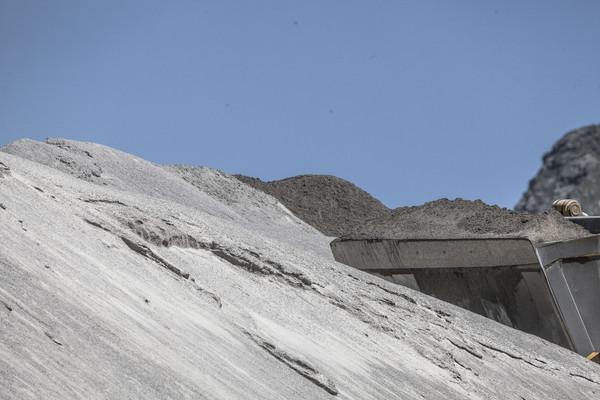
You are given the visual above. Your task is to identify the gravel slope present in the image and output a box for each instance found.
[0,138,598,399]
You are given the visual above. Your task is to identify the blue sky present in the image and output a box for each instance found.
[1,1,599,209]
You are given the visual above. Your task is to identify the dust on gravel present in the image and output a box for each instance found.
[338,198,593,243]
[234,174,390,237]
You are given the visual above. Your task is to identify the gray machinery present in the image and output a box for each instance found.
[330,202,600,361]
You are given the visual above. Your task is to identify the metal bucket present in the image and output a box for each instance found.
[331,230,600,356]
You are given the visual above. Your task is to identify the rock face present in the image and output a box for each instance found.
[0,138,599,399]
[339,198,592,244]
[516,124,600,215]
[234,174,390,237]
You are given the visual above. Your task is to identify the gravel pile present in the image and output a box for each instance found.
[338,198,592,243]
[2,138,599,399]
[234,174,390,237]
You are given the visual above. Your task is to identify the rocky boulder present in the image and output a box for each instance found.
[516,124,600,214]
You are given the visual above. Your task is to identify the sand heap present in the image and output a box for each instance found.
[339,198,593,244]
[234,174,390,237]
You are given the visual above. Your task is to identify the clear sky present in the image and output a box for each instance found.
[1,1,599,209]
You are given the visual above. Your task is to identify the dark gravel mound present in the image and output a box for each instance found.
[234,174,390,237]
[338,198,592,243]
[516,124,600,215]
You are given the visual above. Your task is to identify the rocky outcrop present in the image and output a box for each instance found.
[516,124,600,214]
[234,174,390,237]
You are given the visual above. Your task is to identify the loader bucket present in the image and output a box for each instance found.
[331,232,600,356]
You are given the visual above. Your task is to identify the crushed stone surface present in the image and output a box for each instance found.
[339,198,593,243]
[1,138,599,399]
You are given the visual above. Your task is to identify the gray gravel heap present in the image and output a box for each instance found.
[339,198,592,244]
[234,174,390,237]
[0,138,598,399]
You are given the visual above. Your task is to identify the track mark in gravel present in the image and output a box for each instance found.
[433,309,451,318]
[83,198,128,206]
[263,258,312,286]
[448,349,480,376]
[1,300,13,312]
[416,345,464,382]
[570,373,599,385]
[121,237,189,279]
[377,297,397,308]
[476,341,544,368]
[125,218,210,250]
[311,285,396,331]
[245,331,338,396]
[192,284,222,309]
[45,138,93,158]
[211,247,271,274]
[210,244,312,288]
[83,218,111,232]
[45,332,63,346]
[452,356,474,373]
[0,162,10,178]
[327,296,397,334]
[122,215,313,289]
[447,338,483,359]
[422,304,454,322]
[365,281,416,305]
